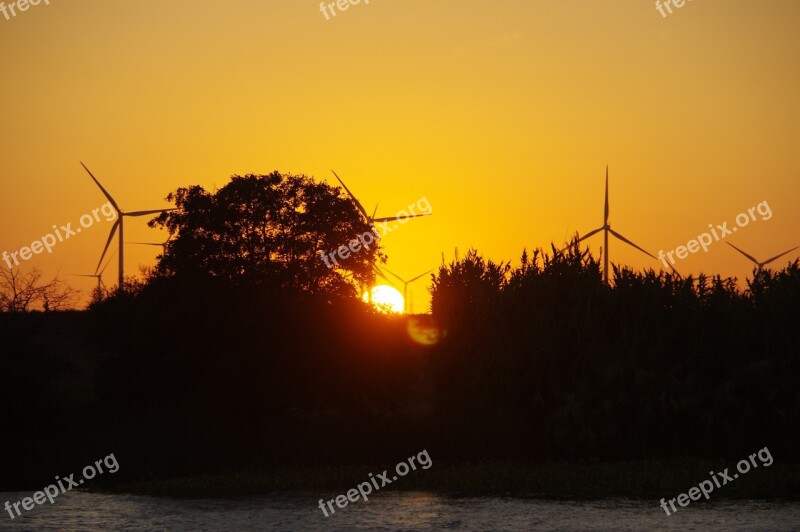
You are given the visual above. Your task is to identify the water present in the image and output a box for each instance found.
[1,491,798,531]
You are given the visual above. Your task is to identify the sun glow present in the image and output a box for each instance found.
[363,285,405,314]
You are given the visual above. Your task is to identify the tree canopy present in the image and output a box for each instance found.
[148,172,384,295]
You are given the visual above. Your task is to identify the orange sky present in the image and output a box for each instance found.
[2,0,799,311]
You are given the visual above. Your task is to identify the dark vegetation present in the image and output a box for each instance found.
[1,172,798,496]
[119,460,800,499]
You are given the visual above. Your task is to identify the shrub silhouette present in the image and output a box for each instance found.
[429,242,800,461]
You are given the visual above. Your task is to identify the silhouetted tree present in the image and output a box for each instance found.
[148,172,384,295]
[0,267,79,312]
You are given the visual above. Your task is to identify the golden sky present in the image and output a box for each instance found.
[2,0,799,311]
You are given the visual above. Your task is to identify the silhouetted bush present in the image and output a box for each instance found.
[429,243,800,463]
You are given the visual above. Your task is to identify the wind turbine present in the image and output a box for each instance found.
[568,166,659,285]
[129,241,169,254]
[342,266,395,303]
[383,267,433,314]
[81,162,175,290]
[374,265,397,287]
[726,242,799,274]
[68,252,115,291]
[331,170,430,231]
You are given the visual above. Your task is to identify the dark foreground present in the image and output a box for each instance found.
[3,251,799,504]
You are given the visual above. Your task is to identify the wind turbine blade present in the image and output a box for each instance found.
[80,162,120,211]
[604,166,609,225]
[408,270,434,283]
[575,227,604,244]
[331,170,368,219]
[372,204,379,221]
[382,267,406,284]
[558,226,604,253]
[373,266,398,287]
[725,242,759,265]
[95,220,120,274]
[608,228,658,260]
[372,213,431,223]
[68,274,98,278]
[99,253,115,275]
[126,209,175,217]
[128,242,162,246]
[761,246,799,266]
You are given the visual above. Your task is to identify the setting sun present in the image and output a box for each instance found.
[363,285,404,314]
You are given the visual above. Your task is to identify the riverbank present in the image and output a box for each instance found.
[114,460,800,499]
